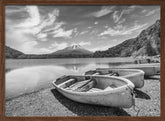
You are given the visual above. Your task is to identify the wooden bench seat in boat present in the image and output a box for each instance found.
[66,79,97,92]
[58,78,77,88]
[103,72,119,76]
[87,88,103,92]
[87,85,115,92]
[76,79,97,92]
[104,86,114,90]
[67,79,91,90]
[91,72,100,75]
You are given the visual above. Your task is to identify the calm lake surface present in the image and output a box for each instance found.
[5,57,134,100]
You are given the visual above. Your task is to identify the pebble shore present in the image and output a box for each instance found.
[5,75,160,116]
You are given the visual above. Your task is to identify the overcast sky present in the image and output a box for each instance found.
[5,5,160,54]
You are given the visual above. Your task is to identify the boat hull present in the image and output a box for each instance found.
[118,63,160,77]
[52,75,135,108]
[86,69,145,88]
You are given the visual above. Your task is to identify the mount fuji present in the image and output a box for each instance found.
[51,44,93,57]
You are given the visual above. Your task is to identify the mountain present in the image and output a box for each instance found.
[5,20,160,59]
[5,44,93,59]
[51,44,93,58]
[5,46,24,58]
[93,20,160,57]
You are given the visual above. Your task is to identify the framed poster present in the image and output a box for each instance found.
[0,0,165,121]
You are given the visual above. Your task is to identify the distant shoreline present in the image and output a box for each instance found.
[5,55,160,59]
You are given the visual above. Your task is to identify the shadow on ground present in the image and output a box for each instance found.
[145,75,160,80]
[134,89,151,100]
[51,89,131,116]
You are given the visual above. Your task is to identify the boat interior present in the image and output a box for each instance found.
[54,75,128,92]
[85,69,138,77]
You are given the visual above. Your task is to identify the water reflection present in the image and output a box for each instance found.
[6,63,108,100]
[61,63,89,72]
[5,59,129,100]
[5,65,77,100]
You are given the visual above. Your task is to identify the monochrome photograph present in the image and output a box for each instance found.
[5,5,160,116]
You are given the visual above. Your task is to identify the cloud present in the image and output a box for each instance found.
[23,44,54,54]
[90,45,111,52]
[37,9,60,34]
[11,6,61,42]
[100,23,147,36]
[13,6,62,38]
[36,33,47,39]
[145,8,160,16]
[94,21,98,25]
[33,41,68,54]
[79,30,89,35]
[112,6,136,24]
[32,9,72,39]
[5,28,49,54]
[87,6,115,18]
[79,41,91,46]
[24,41,68,54]
[145,10,156,16]
[6,28,35,52]
[5,29,45,54]
[113,24,124,30]
[113,11,124,23]
[105,25,109,28]
[128,5,141,9]
[5,6,26,14]
[90,39,122,52]
[52,28,73,38]
[41,22,64,33]
[141,9,147,13]
[88,26,92,29]
[90,30,98,35]
[21,41,38,53]
[49,42,68,50]
[118,18,126,24]
[5,6,69,54]
[16,6,41,28]
[72,28,80,37]
[21,41,68,54]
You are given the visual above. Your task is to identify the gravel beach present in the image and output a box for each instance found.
[5,75,160,117]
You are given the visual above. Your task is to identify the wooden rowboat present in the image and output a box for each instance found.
[85,68,145,88]
[52,75,135,108]
[117,63,160,77]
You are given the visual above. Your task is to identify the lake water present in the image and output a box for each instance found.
[5,57,134,100]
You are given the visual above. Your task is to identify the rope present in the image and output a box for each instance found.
[127,85,141,116]
[133,104,140,116]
